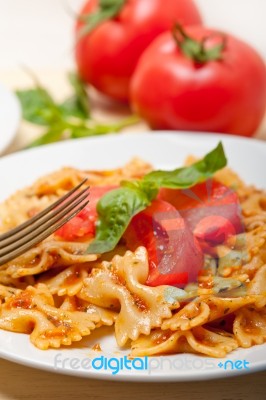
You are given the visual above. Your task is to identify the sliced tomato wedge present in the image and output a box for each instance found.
[55,185,117,241]
[124,199,203,287]
[159,180,244,252]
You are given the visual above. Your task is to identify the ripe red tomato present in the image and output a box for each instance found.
[130,25,266,136]
[55,185,117,240]
[124,199,203,287]
[75,0,202,102]
[159,180,244,252]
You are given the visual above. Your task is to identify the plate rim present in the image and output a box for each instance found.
[1,130,266,159]
[1,347,266,382]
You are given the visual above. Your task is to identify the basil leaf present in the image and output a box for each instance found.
[87,187,150,254]
[70,126,93,138]
[72,124,118,137]
[59,97,87,120]
[59,73,90,120]
[70,115,140,138]
[87,142,227,255]
[122,180,159,203]
[70,125,116,138]
[16,88,60,126]
[143,142,227,189]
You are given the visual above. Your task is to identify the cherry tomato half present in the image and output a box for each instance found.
[55,185,117,241]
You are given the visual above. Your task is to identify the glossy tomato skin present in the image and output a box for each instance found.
[124,199,203,287]
[159,180,244,252]
[55,185,117,241]
[130,27,266,136]
[75,0,202,102]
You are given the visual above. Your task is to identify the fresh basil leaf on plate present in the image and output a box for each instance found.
[87,142,227,254]
[143,142,227,188]
[87,186,151,254]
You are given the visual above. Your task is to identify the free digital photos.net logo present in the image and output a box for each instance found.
[53,354,250,375]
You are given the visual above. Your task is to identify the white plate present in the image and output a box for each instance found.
[0,84,21,154]
[0,132,265,381]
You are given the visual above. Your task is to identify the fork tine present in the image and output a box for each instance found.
[0,185,90,249]
[0,200,90,266]
[0,188,90,257]
[0,178,88,242]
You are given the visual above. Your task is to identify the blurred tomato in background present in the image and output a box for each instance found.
[2,0,266,139]
[130,25,266,136]
[75,0,202,102]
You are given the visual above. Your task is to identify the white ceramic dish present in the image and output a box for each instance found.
[0,84,21,154]
[0,132,265,381]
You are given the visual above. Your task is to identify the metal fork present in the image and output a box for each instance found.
[0,178,90,266]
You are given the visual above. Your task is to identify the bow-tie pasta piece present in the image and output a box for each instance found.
[0,284,102,349]
[58,296,117,328]
[162,296,257,331]
[131,326,238,358]
[39,264,92,297]
[79,247,179,346]
[0,239,98,280]
[0,284,21,304]
[234,306,266,347]
[248,264,266,308]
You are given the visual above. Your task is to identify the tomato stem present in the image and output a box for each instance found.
[77,0,127,39]
[172,23,226,63]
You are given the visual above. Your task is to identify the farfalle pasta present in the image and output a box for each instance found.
[0,155,265,360]
[79,247,178,346]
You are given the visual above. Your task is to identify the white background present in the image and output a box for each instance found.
[0,0,265,69]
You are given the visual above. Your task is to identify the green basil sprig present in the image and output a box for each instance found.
[143,142,226,188]
[88,186,152,254]
[16,72,138,148]
[87,142,227,254]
